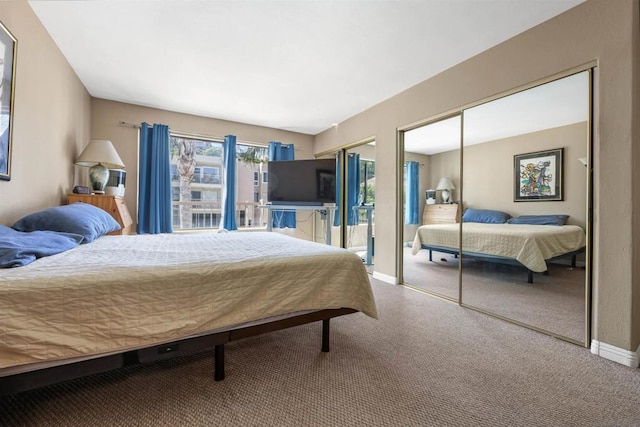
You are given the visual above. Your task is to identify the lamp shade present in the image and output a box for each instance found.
[436,177,455,191]
[75,139,125,169]
[76,139,125,194]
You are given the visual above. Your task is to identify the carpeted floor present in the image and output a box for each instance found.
[403,247,586,342]
[1,278,639,427]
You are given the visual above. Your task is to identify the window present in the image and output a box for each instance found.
[358,159,375,222]
[170,135,223,230]
[237,144,269,227]
[202,167,220,184]
[360,159,375,204]
[170,135,269,230]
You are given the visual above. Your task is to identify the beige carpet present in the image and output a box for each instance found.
[1,278,639,426]
[403,247,586,342]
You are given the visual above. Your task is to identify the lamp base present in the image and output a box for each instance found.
[441,189,451,204]
[89,163,109,193]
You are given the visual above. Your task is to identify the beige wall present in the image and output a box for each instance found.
[429,122,588,229]
[91,99,315,224]
[633,0,640,354]
[0,0,91,225]
[314,1,640,353]
[428,150,460,204]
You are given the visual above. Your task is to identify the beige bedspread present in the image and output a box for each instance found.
[411,223,586,272]
[0,232,377,371]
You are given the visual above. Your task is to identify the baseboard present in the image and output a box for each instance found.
[372,271,398,285]
[591,340,640,368]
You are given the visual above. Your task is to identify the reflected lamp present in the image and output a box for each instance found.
[75,139,125,194]
[436,177,455,204]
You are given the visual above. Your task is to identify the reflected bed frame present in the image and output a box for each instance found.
[422,244,585,283]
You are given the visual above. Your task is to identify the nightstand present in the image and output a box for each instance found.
[423,203,460,225]
[67,194,134,235]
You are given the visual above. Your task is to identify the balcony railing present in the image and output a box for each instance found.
[172,200,266,230]
[192,175,221,185]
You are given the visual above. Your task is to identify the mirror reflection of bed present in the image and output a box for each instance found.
[403,115,461,302]
[402,70,590,345]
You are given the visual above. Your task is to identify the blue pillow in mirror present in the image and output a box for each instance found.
[462,208,511,224]
[507,214,569,226]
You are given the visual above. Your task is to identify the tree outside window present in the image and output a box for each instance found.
[170,136,269,230]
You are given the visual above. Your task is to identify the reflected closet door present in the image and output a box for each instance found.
[460,71,591,345]
[402,115,461,302]
[344,143,376,273]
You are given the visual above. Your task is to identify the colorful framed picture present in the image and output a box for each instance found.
[0,21,17,181]
[514,148,563,202]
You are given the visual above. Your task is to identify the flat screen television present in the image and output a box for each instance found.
[267,159,337,205]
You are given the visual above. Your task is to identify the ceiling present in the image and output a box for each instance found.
[29,0,584,136]
[404,70,590,155]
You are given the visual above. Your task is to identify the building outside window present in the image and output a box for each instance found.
[169,135,269,230]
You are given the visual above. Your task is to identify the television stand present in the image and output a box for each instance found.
[259,205,338,245]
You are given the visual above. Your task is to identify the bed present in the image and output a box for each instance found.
[411,222,586,283]
[0,229,377,395]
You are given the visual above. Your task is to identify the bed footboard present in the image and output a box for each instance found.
[0,308,357,395]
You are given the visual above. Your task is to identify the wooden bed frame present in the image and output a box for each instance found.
[421,244,585,283]
[0,308,356,395]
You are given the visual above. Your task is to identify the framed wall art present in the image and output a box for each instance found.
[0,21,17,181]
[514,148,563,202]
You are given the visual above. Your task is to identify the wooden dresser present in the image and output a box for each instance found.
[422,203,461,225]
[67,194,134,235]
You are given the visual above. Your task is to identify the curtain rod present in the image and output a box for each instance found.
[118,121,267,147]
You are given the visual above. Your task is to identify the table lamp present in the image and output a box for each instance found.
[436,177,455,204]
[75,139,125,194]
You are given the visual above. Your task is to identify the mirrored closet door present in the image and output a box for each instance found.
[402,115,461,302]
[460,71,591,344]
[341,143,376,273]
[320,142,376,273]
[400,70,591,345]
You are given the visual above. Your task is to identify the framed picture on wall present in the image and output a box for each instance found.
[514,148,563,202]
[0,21,17,181]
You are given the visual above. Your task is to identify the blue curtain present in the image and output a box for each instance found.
[405,161,419,224]
[335,153,361,226]
[138,123,173,234]
[333,154,342,227]
[346,153,361,226]
[221,135,238,231]
[268,141,296,228]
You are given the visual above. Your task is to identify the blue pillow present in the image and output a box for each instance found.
[0,225,84,268]
[507,214,568,226]
[462,208,511,224]
[12,203,121,243]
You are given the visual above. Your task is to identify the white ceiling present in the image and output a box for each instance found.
[404,70,590,155]
[29,0,584,136]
